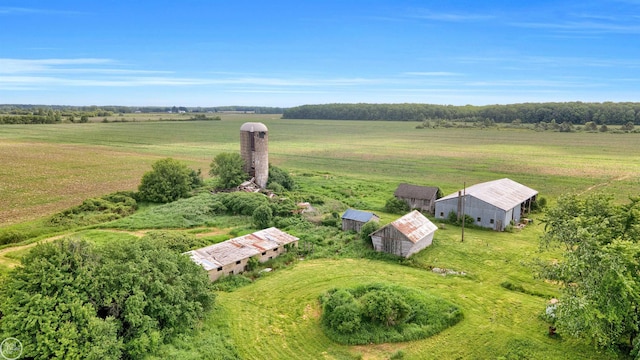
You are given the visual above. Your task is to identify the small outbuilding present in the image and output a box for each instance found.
[185,227,299,281]
[369,210,438,258]
[434,178,538,231]
[341,209,380,233]
[394,183,441,214]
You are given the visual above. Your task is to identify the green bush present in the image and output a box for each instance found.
[0,238,214,359]
[209,153,248,189]
[384,197,410,214]
[252,204,273,228]
[267,165,295,191]
[139,158,200,203]
[360,221,379,247]
[319,284,463,345]
[48,191,138,227]
[0,230,26,245]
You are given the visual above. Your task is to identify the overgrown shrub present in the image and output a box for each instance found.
[319,284,463,345]
[267,165,295,191]
[139,158,201,203]
[141,230,209,253]
[252,205,273,228]
[384,197,410,214]
[360,221,379,247]
[0,230,26,245]
[0,238,214,359]
[48,191,138,227]
[211,275,253,292]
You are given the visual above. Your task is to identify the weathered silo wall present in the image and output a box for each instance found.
[240,122,268,188]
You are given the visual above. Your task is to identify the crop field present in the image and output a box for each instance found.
[0,114,638,359]
[1,115,639,226]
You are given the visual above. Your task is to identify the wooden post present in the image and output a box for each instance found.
[461,182,465,242]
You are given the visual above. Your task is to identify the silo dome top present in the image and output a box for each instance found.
[240,122,268,132]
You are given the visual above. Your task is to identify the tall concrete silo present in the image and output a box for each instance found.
[240,122,268,188]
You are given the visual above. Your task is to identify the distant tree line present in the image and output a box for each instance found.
[282,102,640,125]
[0,104,284,115]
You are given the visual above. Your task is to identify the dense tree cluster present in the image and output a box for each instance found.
[209,153,248,189]
[0,104,284,116]
[319,284,463,345]
[283,102,640,125]
[539,194,640,353]
[138,158,202,203]
[0,238,214,359]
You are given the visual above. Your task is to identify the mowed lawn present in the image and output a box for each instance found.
[1,116,639,225]
[216,224,611,360]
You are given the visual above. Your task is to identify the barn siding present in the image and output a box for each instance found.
[398,197,435,214]
[372,225,406,256]
[372,224,435,258]
[342,219,364,232]
[436,195,527,231]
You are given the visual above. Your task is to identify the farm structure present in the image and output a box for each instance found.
[434,178,538,231]
[240,122,269,189]
[393,183,442,214]
[341,209,380,233]
[185,227,298,281]
[369,210,438,258]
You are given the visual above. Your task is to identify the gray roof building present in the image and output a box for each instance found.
[341,209,380,233]
[393,183,441,214]
[435,178,538,231]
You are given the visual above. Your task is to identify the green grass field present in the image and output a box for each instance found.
[0,115,638,359]
[1,115,638,225]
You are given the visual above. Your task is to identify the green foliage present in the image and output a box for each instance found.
[539,194,640,353]
[360,221,379,247]
[360,287,411,327]
[103,192,226,229]
[141,230,209,253]
[209,153,248,189]
[218,192,270,216]
[283,102,640,126]
[0,237,214,359]
[252,204,273,229]
[384,197,410,214]
[0,230,26,246]
[446,211,475,227]
[139,158,199,203]
[48,191,138,227]
[210,275,253,292]
[319,284,462,345]
[267,165,296,191]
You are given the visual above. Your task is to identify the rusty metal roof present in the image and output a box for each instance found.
[437,178,538,211]
[185,227,299,268]
[382,210,438,243]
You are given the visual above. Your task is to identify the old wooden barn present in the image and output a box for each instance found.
[393,183,441,214]
[434,178,538,231]
[369,210,438,258]
[341,209,380,233]
[185,227,299,281]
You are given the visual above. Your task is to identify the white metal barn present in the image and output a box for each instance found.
[434,178,538,231]
[369,210,438,258]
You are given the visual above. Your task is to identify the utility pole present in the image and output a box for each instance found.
[461,182,465,242]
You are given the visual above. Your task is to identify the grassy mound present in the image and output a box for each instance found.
[319,283,462,345]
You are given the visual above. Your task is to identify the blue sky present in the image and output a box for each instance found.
[1,0,640,107]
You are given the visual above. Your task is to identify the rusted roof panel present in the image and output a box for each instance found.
[389,210,438,243]
[185,227,299,268]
